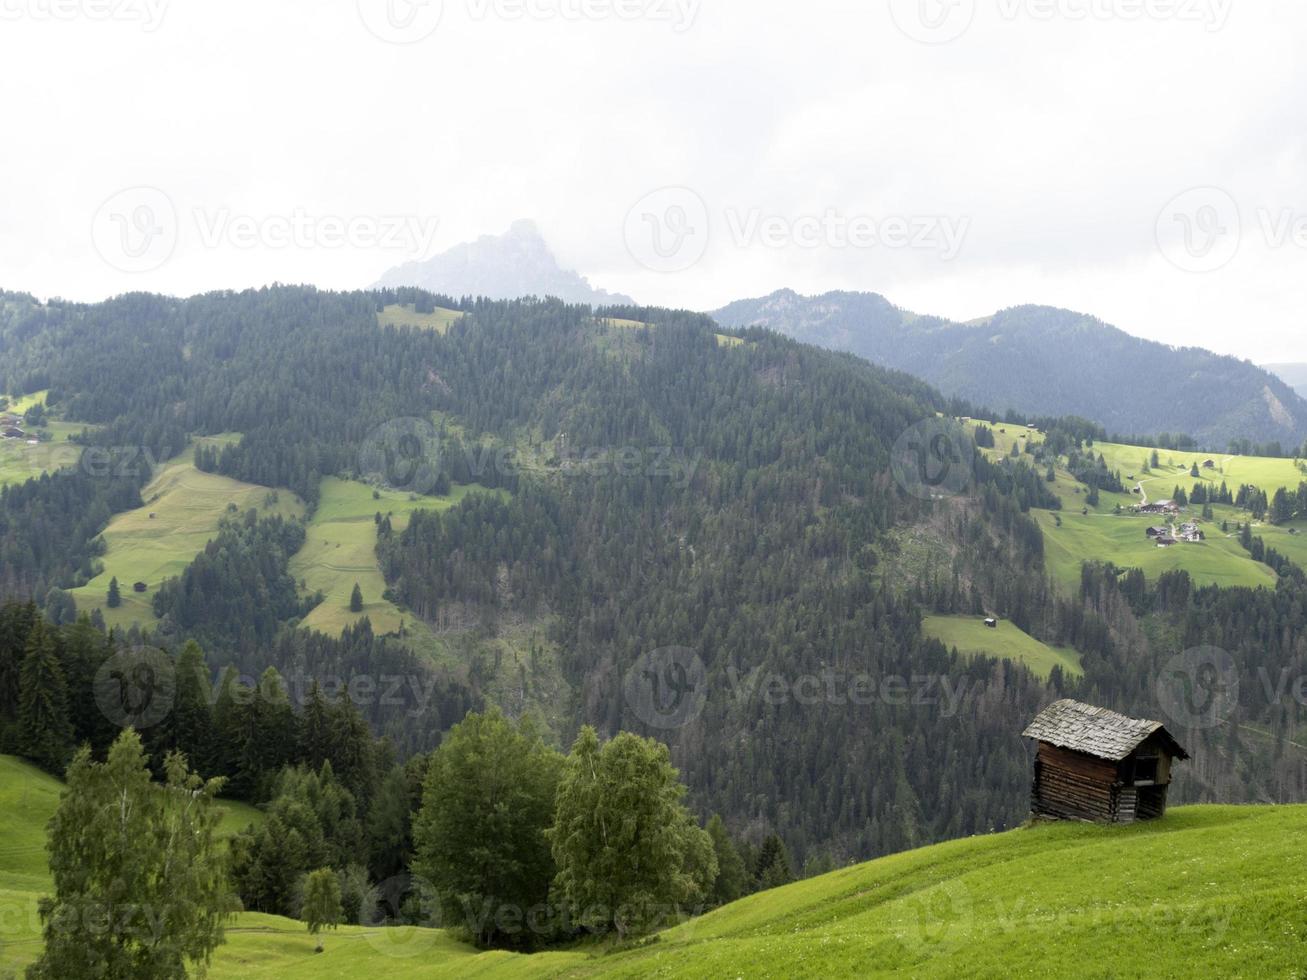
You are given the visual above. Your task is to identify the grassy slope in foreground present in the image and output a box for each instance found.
[3,750,1304,978]
[922,614,1082,679]
[68,437,306,631]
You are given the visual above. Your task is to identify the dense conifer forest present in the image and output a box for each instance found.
[2,284,1306,880]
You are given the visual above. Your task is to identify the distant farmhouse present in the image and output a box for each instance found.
[1138,500,1179,516]
[0,412,25,440]
[1023,699,1188,823]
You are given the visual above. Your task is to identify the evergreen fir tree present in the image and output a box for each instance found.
[17,619,74,774]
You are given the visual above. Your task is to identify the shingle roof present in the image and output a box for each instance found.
[1022,699,1189,761]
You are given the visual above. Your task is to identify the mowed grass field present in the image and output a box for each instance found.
[69,437,306,630]
[923,615,1082,679]
[290,477,489,644]
[0,390,87,488]
[4,754,1304,978]
[377,303,465,334]
[966,419,1293,592]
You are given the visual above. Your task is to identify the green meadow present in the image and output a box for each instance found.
[3,752,1304,979]
[922,615,1082,679]
[965,419,1292,592]
[376,304,465,334]
[69,438,306,630]
[289,476,487,650]
[0,390,87,489]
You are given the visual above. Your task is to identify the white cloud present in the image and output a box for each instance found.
[1,0,1305,359]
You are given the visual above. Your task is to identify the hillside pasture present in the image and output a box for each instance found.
[923,615,1082,679]
[965,419,1288,592]
[289,477,484,646]
[0,389,89,488]
[68,437,305,630]
[376,303,465,334]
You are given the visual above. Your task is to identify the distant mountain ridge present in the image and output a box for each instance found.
[713,289,1307,449]
[1264,363,1307,400]
[375,219,634,306]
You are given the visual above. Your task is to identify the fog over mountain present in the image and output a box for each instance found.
[375,220,635,306]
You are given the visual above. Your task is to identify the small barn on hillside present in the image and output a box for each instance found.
[1022,699,1188,824]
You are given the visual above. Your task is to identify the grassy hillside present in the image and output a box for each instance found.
[967,420,1291,592]
[923,615,1082,679]
[289,476,490,654]
[377,303,465,334]
[68,437,306,630]
[4,757,1303,978]
[0,390,86,489]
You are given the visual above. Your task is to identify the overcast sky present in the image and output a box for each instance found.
[2,0,1305,360]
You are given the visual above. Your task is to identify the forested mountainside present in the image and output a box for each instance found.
[374,219,635,306]
[714,289,1307,450]
[2,286,1306,869]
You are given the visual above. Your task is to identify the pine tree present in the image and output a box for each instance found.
[705,814,749,905]
[107,576,122,609]
[349,583,363,612]
[17,619,74,774]
[753,833,795,890]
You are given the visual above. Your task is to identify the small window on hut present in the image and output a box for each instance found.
[1133,755,1159,785]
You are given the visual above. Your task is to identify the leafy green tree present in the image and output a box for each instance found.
[548,727,715,940]
[107,576,121,609]
[17,618,74,774]
[349,583,363,612]
[412,710,563,948]
[705,814,748,906]
[300,868,342,952]
[28,730,233,979]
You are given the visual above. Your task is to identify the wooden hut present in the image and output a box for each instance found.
[1022,699,1188,824]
